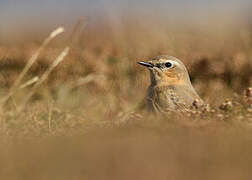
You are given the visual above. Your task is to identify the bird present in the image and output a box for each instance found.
[138,55,204,113]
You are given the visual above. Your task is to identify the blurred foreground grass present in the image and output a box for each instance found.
[0,20,252,179]
[1,126,252,180]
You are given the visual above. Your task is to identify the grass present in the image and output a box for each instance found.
[0,19,252,179]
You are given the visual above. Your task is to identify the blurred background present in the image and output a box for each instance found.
[0,1,252,179]
[0,0,251,40]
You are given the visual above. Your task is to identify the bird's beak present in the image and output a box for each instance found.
[138,61,153,68]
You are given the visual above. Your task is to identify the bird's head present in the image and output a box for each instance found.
[138,55,191,86]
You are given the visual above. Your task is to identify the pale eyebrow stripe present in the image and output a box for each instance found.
[168,60,180,66]
[159,59,179,67]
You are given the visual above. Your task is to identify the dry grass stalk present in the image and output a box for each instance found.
[68,17,89,48]
[19,76,39,90]
[0,27,64,107]
[17,47,70,112]
[75,73,105,87]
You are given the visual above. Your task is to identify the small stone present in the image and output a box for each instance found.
[243,87,252,105]
[217,114,224,118]
[245,87,252,97]
[219,99,233,111]
[192,99,200,109]
[202,104,211,113]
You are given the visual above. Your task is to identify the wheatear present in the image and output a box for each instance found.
[138,55,204,113]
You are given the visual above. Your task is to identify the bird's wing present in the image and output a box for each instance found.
[171,85,204,111]
[149,85,203,113]
[157,85,198,112]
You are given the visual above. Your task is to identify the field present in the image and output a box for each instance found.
[0,18,252,179]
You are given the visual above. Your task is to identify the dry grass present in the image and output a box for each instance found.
[0,18,252,179]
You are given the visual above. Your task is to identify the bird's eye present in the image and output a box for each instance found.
[165,62,172,68]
